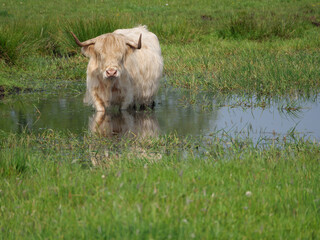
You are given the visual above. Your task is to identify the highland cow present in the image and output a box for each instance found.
[71,26,163,112]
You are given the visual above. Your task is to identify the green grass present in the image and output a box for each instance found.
[0,23,30,65]
[0,131,319,239]
[164,41,320,95]
[218,10,311,40]
[0,0,319,96]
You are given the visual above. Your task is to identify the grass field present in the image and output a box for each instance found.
[1,0,320,239]
[1,0,320,96]
[1,132,319,239]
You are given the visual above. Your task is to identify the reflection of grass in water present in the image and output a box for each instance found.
[175,90,317,120]
[278,100,305,120]
[0,130,319,238]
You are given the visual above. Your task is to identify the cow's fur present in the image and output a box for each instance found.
[78,26,163,112]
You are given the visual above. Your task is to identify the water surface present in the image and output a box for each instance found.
[0,88,319,142]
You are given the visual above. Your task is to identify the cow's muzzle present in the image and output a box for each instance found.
[106,68,118,78]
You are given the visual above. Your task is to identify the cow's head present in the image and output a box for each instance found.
[71,32,141,79]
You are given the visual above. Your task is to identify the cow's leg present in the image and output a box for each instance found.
[120,88,133,110]
[121,100,131,110]
[92,88,105,112]
[139,101,155,111]
[132,104,137,111]
[151,101,156,109]
[89,111,106,134]
[103,80,113,109]
[139,104,146,111]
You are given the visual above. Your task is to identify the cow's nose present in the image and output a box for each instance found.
[106,69,117,77]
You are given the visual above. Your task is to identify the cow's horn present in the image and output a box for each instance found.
[137,34,142,49]
[127,34,142,49]
[71,32,96,47]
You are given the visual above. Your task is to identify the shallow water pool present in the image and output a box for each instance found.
[0,88,319,142]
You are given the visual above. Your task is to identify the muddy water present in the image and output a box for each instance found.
[0,88,319,142]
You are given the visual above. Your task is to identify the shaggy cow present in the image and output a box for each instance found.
[71,26,163,112]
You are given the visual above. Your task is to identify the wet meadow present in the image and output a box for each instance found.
[0,0,320,239]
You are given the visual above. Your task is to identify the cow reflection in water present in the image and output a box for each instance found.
[89,111,161,166]
[89,111,159,138]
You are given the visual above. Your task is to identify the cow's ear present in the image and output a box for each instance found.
[81,45,95,58]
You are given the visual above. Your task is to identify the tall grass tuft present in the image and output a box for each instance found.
[150,18,202,44]
[28,22,61,56]
[0,148,30,176]
[0,24,30,65]
[218,11,309,40]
